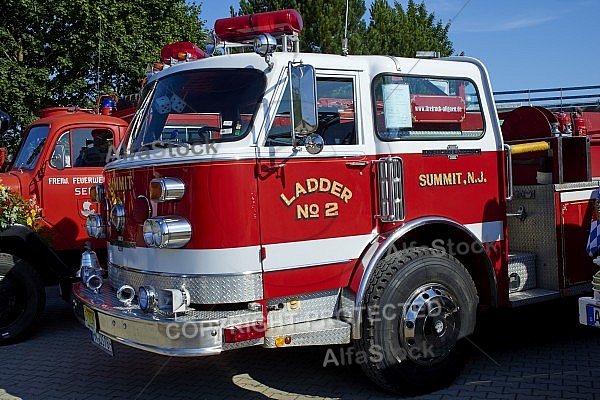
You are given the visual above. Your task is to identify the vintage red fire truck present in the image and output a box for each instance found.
[72,9,600,394]
[0,97,131,343]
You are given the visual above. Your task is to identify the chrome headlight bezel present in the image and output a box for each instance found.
[142,216,191,249]
[110,203,126,232]
[138,285,157,312]
[86,214,106,238]
[149,177,185,202]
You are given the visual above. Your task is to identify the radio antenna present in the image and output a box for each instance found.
[342,0,349,56]
[96,16,102,98]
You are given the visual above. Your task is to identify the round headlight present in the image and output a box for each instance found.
[152,219,165,248]
[111,203,126,232]
[86,214,106,238]
[143,219,155,247]
[138,286,157,312]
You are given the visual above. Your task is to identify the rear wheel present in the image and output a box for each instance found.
[355,247,478,395]
[0,253,45,344]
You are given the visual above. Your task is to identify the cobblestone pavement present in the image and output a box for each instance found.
[0,287,599,400]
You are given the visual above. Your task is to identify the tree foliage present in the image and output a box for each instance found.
[237,0,367,55]
[365,0,453,57]
[235,0,452,58]
[0,0,205,132]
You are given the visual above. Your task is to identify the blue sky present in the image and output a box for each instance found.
[199,0,600,92]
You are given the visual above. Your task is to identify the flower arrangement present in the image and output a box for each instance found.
[0,185,43,231]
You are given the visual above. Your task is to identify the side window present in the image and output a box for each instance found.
[373,75,484,140]
[266,76,357,146]
[51,131,72,169]
[73,128,113,167]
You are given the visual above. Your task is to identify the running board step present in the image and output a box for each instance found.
[509,288,560,307]
[264,318,350,348]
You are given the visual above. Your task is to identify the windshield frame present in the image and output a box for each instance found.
[124,68,266,156]
[12,124,50,170]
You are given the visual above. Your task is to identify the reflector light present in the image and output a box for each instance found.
[160,41,209,65]
[214,9,303,42]
[224,322,265,343]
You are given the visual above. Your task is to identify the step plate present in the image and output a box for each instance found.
[264,319,350,347]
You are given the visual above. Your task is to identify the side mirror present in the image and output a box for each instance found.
[51,144,66,170]
[289,63,317,148]
[0,110,10,135]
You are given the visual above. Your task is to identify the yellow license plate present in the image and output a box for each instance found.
[83,305,97,332]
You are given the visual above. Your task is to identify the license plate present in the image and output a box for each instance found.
[90,331,114,356]
[586,304,600,327]
[83,305,97,331]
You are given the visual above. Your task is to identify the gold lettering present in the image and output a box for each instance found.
[306,178,319,193]
[419,175,427,187]
[331,181,343,197]
[296,204,309,219]
[319,178,331,192]
[294,182,307,197]
[467,172,475,184]
[340,187,352,203]
[443,173,453,185]
[325,202,339,218]
[280,193,296,207]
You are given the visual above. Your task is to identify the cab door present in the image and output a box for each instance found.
[257,71,375,299]
[43,126,113,250]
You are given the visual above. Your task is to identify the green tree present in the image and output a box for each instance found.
[0,0,205,133]
[366,0,453,57]
[236,0,367,55]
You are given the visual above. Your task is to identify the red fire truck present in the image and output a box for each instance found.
[0,97,131,343]
[72,9,600,394]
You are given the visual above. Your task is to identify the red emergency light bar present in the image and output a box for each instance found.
[214,9,303,42]
[160,41,209,65]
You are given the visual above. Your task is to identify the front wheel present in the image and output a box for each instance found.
[355,247,478,395]
[0,253,45,344]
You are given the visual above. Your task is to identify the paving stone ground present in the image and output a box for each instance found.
[0,287,599,399]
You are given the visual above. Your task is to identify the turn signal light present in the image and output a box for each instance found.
[89,184,105,203]
[149,177,185,202]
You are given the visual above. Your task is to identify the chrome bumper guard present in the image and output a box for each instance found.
[72,282,263,356]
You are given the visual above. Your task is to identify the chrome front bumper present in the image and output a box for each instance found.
[72,282,262,356]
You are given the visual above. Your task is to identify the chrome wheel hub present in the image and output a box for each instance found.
[400,284,460,365]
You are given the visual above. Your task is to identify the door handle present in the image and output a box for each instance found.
[345,161,368,167]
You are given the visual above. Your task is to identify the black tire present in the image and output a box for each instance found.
[355,247,478,395]
[0,253,45,344]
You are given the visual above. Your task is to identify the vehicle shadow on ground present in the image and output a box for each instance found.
[0,288,598,400]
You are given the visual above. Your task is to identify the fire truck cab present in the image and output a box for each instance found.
[0,99,129,343]
[73,10,599,394]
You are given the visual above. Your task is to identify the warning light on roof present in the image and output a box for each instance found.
[214,9,303,42]
[160,42,209,65]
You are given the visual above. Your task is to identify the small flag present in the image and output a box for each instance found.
[586,189,600,257]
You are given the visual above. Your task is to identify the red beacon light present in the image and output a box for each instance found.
[160,41,209,66]
[214,9,303,42]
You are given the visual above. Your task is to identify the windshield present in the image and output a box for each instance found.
[12,125,50,170]
[128,69,265,153]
